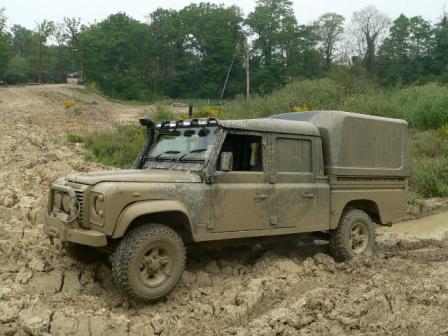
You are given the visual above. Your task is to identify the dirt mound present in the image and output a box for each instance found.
[1,85,448,336]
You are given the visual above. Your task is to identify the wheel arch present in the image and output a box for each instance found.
[112,200,194,243]
[331,199,381,229]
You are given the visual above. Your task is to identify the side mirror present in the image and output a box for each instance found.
[220,152,233,172]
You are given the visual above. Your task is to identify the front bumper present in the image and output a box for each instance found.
[44,211,107,247]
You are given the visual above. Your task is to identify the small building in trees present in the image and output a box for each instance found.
[66,72,81,85]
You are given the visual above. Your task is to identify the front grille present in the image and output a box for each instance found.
[74,189,85,223]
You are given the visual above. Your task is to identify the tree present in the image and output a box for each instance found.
[0,7,11,78]
[377,14,434,85]
[64,17,84,80]
[431,11,448,82]
[33,20,55,83]
[351,6,391,74]
[246,0,298,92]
[10,25,34,57]
[286,24,323,78]
[53,23,71,82]
[146,9,184,95]
[377,14,411,84]
[80,13,149,99]
[314,13,345,68]
[409,16,433,59]
[178,3,245,98]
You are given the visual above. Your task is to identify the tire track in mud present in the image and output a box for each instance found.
[1,85,448,336]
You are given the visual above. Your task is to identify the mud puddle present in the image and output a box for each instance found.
[381,211,448,240]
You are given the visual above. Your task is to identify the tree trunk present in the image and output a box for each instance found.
[246,46,250,100]
[38,43,43,84]
[80,50,84,81]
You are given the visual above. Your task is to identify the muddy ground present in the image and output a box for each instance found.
[1,85,448,336]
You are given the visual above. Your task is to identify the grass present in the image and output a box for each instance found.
[71,85,152,106]
[66,132,84,144]
[73,84,225,107]
[220,80,448,130]
[83,124,146,167]
[220,78,345,120]
[409,130,448,198]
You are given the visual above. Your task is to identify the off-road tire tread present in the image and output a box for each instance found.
[329,209,374,262]
[112,224,186,302]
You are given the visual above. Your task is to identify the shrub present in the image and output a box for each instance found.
[411,130,448,158]
[438,123,448,139]
[409,130,448,198]
[403,84,448,129]
[83,124,146,168]
[291,104,309,112]
[152,104,178,121]
[66,132,84,144]
[193,106,222,118]
[64,100,76,109]
[221,78,345,119]
[410,158,448,198]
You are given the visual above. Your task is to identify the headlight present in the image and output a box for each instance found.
[93,193,104,217]
[53,191,62,210]
[62,193,71,213]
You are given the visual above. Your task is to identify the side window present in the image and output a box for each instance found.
[276,138,312,173]
[219,133,263,172]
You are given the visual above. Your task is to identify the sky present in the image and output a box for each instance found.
[1,0,447,29]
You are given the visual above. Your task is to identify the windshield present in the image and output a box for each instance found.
[146,126,218,163]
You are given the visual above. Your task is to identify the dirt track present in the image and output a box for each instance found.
[1,85,448,336]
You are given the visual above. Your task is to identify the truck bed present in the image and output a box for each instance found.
[272,111,410,178]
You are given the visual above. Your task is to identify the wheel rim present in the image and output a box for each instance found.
[138,243,174,288]
[350,223,369,254]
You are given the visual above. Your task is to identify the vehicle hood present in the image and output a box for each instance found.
[66,169,202,185]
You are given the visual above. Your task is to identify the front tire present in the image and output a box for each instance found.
[329,209,375,261]
[112,224,186,302]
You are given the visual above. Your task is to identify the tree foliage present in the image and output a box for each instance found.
[0,8,11,77]
[314,13,345,68]
[351,6,391,74]
[0,3,447,98]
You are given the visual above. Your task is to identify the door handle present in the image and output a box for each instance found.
[303,192,315,198]
[254,194,268,200]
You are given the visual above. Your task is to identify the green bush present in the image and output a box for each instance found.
[410,158,448,198]
[83,124,146,168]
[404,84,448,129]
[66,132,84,144]
[221,78,345,119]
[152,104,178,121]
[220,79,448,130]
[409,130,448,198]
[343,83,448,129]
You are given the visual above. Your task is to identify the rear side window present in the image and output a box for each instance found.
[276,138,312,173]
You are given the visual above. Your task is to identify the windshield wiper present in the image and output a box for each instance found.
[178,148,207,161]
[147,150,181,161]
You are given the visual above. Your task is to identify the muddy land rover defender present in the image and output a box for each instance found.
[44,111,410,301]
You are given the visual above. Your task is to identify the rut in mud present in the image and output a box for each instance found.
[1,84,448,336]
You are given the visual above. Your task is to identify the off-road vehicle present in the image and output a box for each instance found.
[44,111,410,301]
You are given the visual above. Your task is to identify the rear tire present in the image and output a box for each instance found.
[112,224,186,302]
[329,209,375,261]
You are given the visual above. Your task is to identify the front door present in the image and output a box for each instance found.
[210,132,271,232]
[270,135,319,230]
